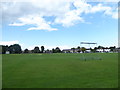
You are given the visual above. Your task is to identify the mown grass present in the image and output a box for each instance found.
[2,53,118,88]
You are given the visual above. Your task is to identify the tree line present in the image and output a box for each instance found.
[70,46,118,53]
[0,44,119,54]
[0,44,62,54]
[1,44,22,54]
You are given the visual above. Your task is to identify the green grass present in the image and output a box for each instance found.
[2,53,118,88]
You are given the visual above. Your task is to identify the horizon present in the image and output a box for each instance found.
[0,42,118,51]
[1,0,118,50]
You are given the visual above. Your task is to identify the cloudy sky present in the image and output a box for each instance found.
[1,0,119,50]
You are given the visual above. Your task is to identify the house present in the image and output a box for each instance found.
[6,51,10,54]
[96,48,110,53]
[62,49,81,53]
[62,49,72,53]
[116,47,120,53]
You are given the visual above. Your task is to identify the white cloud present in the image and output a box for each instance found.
[112,12,118,19]
[86,0,119,2]
[73,0,92,13]
[27,27,57,31]
[104,7,118,19]
[0,40,19,46]
[1,0,118,31]
[1,0,119,2]
[73,2,118,19]
[89,4,118,19]
[9,23,25,26]
[9,15,58,31]
[54,10,84,27]
[3,0,73,31]
[90,4,111,13]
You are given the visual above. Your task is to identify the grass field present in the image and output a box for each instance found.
[2,53,118,88]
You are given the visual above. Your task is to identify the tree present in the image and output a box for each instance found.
[2,45,8,54]
[77,46,80,49]
[9,45,14,54]
[34,46,40,53]
[24,49,29,53]
[90,47,96,53]
[109,46,116,52]
[90,47,92,52]
[97,46,105,52]
[71,47,75,53]
[52,48,55,53]
[41,46,45,53]
[94,47,98,52]
[98,46,103,49]
[55,47,61,53]
[9,44,22,54]
[31,50,34,53]
[81,47,86,53]
[46,49,51,53]
[77,46,81,53]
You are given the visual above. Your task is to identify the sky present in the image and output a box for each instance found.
[0,0,119,50]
